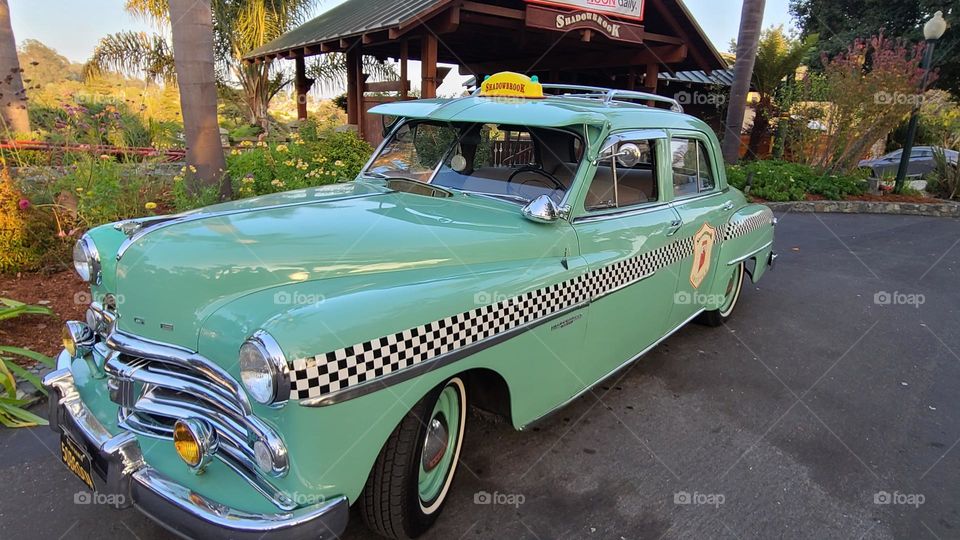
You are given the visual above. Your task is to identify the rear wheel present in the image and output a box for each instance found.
[360,377,467,539]
[699,262,745,327]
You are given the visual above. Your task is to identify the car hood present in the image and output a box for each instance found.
[111,181,562,348]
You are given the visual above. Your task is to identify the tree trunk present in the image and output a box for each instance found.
[721,0,766,165]
[0,0,30,135]
[168,0,230,199]
[747,96,772,159]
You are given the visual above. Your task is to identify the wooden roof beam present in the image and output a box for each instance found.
[646,0,711,72]
[468,45,687,74]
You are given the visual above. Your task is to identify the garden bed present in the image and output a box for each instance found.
[0,271,86,364]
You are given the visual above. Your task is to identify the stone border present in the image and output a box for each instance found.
[764,200,960,218]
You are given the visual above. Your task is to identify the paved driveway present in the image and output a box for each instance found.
[2,213,959,539]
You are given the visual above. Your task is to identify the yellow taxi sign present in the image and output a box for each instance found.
[480,72,544,99]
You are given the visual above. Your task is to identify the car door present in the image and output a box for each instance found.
[667,132,736,329]
[571,130,682,385]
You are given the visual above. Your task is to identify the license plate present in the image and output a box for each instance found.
[61,433,95,490]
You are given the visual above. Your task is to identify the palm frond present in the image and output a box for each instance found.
[85,31,177,84]
[307,53,400,93]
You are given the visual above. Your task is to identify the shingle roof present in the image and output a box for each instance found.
[245,0,447,60]
[659,68,735,86]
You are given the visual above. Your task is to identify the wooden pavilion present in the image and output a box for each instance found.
[245,0,726,144]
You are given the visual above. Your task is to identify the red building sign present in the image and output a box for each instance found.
[525,0,645,21]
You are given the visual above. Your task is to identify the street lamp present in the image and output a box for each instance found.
[894,11,948,193]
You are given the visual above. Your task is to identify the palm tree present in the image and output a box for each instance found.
[0,0,29,135]
[85,31,177,84]
[746,27,817,158]
[168,0,230,198]
[721,0,767,165]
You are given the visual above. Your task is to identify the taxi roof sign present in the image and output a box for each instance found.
[479,72,544,99]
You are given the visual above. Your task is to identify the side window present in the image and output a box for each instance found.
[586,139,659,210]
[671,138,716,198]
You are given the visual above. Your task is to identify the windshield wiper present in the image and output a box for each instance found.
[361,171,387,179]
[456,190,531,205]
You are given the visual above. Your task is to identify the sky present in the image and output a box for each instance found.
[8,0,794,95]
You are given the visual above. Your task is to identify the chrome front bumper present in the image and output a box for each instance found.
[42,353,349,540]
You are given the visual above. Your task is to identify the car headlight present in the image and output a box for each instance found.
[73,235,101,285]
[239,331,290,405]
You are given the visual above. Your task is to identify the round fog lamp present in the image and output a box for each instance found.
[62,321,95,357]
[173,418,217,473]
[253,440,273,473]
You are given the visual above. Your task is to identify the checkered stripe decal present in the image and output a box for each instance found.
[289,208,772,400]
[722,208,774,242]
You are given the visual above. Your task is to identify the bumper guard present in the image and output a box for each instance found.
[42,353,349,540]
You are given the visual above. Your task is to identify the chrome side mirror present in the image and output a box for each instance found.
[522,195,561,223]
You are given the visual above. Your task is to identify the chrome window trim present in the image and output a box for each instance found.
[669,135,721,201]
[571,200,673,223]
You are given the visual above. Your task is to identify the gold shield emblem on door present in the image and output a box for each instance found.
[690,223,717,289]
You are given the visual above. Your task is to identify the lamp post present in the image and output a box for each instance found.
[894,11,948,193]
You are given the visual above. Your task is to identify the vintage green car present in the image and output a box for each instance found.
[44,73,775,539]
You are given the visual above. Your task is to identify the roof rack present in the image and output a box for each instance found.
[539,84,685,113]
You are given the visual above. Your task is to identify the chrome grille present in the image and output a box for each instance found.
[103,331,294,510]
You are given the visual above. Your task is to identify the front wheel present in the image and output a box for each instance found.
[699,261,745,327]
[360,377,467,539]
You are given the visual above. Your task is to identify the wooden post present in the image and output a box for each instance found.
[294,52,314,121]
[400,39,409,100]
[644,63,659,93]
[421,33,438,98]
[346,47,361,126]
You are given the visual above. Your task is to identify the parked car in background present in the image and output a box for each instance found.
[44,73,776,540]
[859,146,959,179]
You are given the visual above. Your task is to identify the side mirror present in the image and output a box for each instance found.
[522,195,561,223]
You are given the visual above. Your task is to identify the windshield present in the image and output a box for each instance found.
[365,121,584,203]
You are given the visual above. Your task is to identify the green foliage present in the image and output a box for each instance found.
[0,298,54,428]
[229,124,263,141]
[789,0,959,98]
[228,131,373,197]
[727,160,868,201]
[925,149,960,201]
[0,170,40,273]
[50,157,170,228]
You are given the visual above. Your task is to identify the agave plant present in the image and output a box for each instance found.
[0,298,54,428]
[926,148,960,201]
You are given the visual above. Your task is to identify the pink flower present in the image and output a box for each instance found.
[18,198,30,210]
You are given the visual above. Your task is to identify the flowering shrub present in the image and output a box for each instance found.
[0,169,40,272]
[227,130,372,198]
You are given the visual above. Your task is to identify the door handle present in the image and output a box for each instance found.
[722,201,735,211]
[666,219,683,236]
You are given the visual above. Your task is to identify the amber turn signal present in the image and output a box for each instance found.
[173,418,217,473]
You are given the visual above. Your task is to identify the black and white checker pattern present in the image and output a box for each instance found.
[290,209,772,400]
[722,208,774,242]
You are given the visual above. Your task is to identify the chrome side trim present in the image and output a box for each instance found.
[727,241,774,266]
[669,187,730,206]
[299,299,591,408]
[116,191,392,260]
[521,308,706,430]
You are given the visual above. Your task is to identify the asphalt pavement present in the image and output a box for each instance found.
[2,212,958,540]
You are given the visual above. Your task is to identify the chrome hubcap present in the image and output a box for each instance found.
[422,417,449,472]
